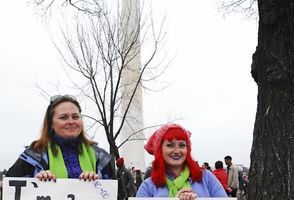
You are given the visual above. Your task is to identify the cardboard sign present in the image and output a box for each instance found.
[3,177,117,200]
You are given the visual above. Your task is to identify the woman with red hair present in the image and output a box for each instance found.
[136,124,227,199]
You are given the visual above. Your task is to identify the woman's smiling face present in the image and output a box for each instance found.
[162,139,187,170]
[51,102,83,139]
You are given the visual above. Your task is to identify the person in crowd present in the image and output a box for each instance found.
[116,157,137,200]
[212,161,229,192]
[241,172,249,195]
[143,166,152,180]
[136,123,227,199]
[6,95,115,181]
[238,170,244,195]
[237,169,248,197]
[203,162,212,171]
[131,166,136,180]
[224,155,239,197]
[135,169,143,190]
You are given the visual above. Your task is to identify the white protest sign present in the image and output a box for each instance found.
[3,177,117,200]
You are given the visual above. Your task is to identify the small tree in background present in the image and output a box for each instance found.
[34,0,169,159]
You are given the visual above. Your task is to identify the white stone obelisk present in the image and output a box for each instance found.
[120,0,146,171]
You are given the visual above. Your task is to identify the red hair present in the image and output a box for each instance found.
[148,125,203,187]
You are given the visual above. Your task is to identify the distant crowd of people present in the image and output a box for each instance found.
[0,95,249,200]
[202,156,248,198]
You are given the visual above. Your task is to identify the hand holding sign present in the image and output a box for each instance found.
[35,170,56,182]
[79,171,100,181]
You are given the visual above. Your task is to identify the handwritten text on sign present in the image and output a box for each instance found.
[3,177,117,200]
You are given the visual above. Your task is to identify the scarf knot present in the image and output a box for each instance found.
[166,166,191,197]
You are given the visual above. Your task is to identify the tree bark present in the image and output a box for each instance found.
[248,0,294,199]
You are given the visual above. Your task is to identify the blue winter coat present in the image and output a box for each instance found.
[136,170,228,197]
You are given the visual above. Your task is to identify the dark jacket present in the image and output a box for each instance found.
[135,173,143,189]
[6,144,115,179]
[116,165,137,200]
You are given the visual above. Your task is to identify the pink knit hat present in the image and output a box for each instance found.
[144,123,191,155]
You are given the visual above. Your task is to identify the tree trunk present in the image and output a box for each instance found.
[248,0,294,199]
[108,137,120,159]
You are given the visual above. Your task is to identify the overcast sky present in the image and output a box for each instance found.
[0,0,258,170]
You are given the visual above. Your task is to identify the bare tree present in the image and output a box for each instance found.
[221,0,294,199]
[35,0,168,159]
[218,0,257,19]
[33,0,104,16]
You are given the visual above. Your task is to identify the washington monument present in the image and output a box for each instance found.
[120,0,146,171]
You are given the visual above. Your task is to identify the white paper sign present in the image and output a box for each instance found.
[3,177,117,200]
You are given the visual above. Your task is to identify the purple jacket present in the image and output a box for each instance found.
[136,170,228,197]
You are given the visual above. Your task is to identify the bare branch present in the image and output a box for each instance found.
[33,0,104,16]
[117,120,180,148]
[218,0,258,19]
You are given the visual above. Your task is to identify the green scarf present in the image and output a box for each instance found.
[166,166,191,197]
[48,142,96,178]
